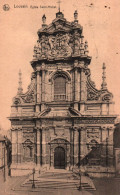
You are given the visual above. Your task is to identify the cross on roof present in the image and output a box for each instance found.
[57,0,62,12]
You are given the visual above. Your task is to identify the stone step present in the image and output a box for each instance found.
[22,179,95,191]
[22,182,95,191]
[21,170,96,191]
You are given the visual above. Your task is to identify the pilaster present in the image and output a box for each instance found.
[107,126,114,166]
[70,127,74,166]
[42,69,45,102]
[42,127,46,165]
[101,127,108,166]
[36,66,41,103]
[80,68,85,101]
[73,127,79,166]
[17,127,23,163]
[79,126,86,165]
[36,127,41,164]
[11,127,22,164]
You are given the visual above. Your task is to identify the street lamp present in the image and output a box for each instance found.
[78,169,82,191]
[4,138,7,182]
[4,146,6,182]
[32,168,35,188]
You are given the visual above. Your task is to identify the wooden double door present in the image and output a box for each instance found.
[54,147,65,169]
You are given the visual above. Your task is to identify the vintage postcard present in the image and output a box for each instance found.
[0,0,120,194]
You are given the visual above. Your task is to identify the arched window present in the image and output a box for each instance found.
[54,76,66,100]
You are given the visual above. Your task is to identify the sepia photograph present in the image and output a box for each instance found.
[0,0,120,194]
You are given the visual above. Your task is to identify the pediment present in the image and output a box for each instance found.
[38,17,76,34]
[37,107,82,118]
[47,21,72,33]
[23,139,33,145]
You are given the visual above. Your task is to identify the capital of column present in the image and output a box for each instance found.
[34,127,41,131]
[107,126,114,131]
[74,60,79,68]
[79,126,86,131]
[41,62,47,72]
[41,126,49,131]
[11,126,22,131]
[70,126,79,131]
[36,65,41,72]
[101,126,107,131]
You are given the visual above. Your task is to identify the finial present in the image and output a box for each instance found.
[101,62,107,90]
[17,69,23,95]
[42,14,46,24]
[57,0,61,12]
[74,10,78,20]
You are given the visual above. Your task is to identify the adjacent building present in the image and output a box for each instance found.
[0,134,11,182]
[9,10,116,177]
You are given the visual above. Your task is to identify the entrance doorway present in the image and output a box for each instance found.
[54,147,65,169]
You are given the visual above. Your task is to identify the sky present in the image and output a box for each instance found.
[0,0,120,131]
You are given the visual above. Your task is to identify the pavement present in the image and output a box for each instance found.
[0,177,93,195]
[0,174,93,195]
[1,173,120,195]
[92,177,120,195]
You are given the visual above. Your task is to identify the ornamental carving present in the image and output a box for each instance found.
[87,90,100,101]
[12,73,36,104]
[102,93,112,102]
[87,128,100,139]
[21,90,35,103]
[13,97,21,105]
[23,139,34,148]
[87,139,99,150]
[86,68,113,102]
[34,33,74,59]
[75,118,115,124]
[50,138,69,144]
[21,77,36,103]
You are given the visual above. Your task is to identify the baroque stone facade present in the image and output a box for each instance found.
[9,11,116,177]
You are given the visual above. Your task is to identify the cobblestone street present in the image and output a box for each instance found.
[0,175,92,195]
[0,175,120,195]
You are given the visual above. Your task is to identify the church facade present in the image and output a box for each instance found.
[9,11,116,177]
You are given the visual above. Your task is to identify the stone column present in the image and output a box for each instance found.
[74,68,79,101]
[11,128,17,164]
[101,127,108,166]
[36,66,41,112]
[107,126,114,167]
[36,128,41,164]
[51,81,54,101]
[80,126,86,165]
[36,71,40,103]
[42,70,45,102]
[42,128,46,165]
[17,128,22,163]
[66,143,70,169]
[80,69,85,101]
[74,128,79,166]
[70,128,74,166]
[71,71,74,101]
[78,130,80,167]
